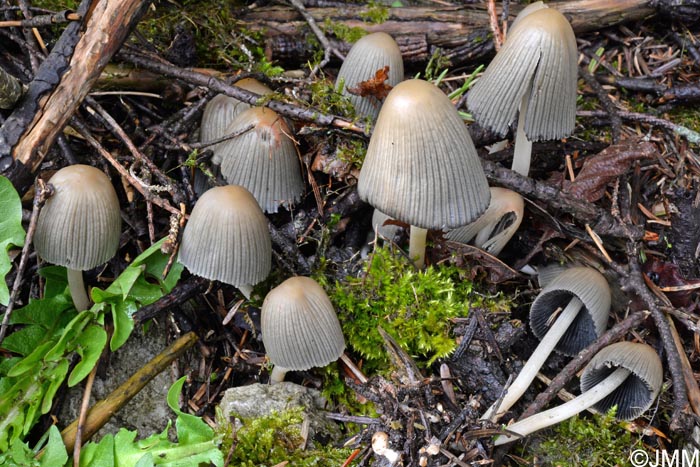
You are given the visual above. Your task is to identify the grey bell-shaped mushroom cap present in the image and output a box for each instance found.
[580,341,664,420]
[213,107,304,213]
[178,185,271,288]
[358,79,491,230]
[510,1,548,30]
[261,276,346,371]
[444,187,524,256]
[467,6,577,141]
[34,164,121,271]
[535,263,571,288]
[530,266,611,356]
[335,32,404,121]
[200,78,273,146]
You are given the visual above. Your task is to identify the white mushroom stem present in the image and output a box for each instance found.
[481,296,584,421]
[494,366,631,445]
[409,226,428,268]
[67,268,91,312]
[511,93,533,176]
[269,365,289,384]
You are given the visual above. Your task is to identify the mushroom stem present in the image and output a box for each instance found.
[481,296,584,421]
[408,226,428,268]
[511,93,533,176]
[494,367,631,445]
[67,268,91,312]
[270,365,289,384]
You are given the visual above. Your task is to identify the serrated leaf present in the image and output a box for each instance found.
[68,325,107,386]
[0,176,26,306]
[39,425,68,467]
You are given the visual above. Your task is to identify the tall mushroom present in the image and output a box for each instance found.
[213,107,304,213]
[261,276,346,383]
[445,187,524,256]
[335,32,404,121]
[34,165,121,311]
[358,78,491,268]
[495,341,663,445]
[178,185,271,299]
[481,266,611,421]
[467,2,577,176]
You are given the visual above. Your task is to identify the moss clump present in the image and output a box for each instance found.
[523,407,648,467]
[222,407,352,467]
[328,245,507,372]
[310,79,357,119]
[322,18,367,44]
[360,1,390,24]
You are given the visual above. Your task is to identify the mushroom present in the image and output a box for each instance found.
[335,32,404,121]
[445,187,524,256]
[261,276,346,383]
[494,341,663,445]
[467,2,577,176]
[357,78,491,268]
[481,266,610,421]
[212,107,304,213]
[34,164,121,311]
[178,185,271,299]
[371,208,402,241]
[200,77,273,149]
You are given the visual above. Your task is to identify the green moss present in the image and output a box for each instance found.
[327,245,508,373]
[336,138,367,167]
[360,1,390,24]
[310,79,356,118]
[521,407,648,467]
[322,18,367,44]
[219,407,351,467]
[668,106,700,134]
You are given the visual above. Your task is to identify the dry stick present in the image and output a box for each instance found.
[0,10,81,28]
[288,0,344,77]
[73,364,98,467]
[578,64,622,144]
[118,50,366,135]
[133,275,209,325]
[0,179,51,345]
[60,331,198,452]
[577,109,700,144]
[667,316,700,417]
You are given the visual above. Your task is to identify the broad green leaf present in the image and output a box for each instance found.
[44,310,95,361]
[167,377,215,444]
[79,433,115,467]
[0,176,26,306]
[39,425,68,467]
[38,266,70,299]
[10,292,74,332]
[1,325,47,356]
[110,300,136,351]
[7,341,55,377]
[68,325,107,386]
[41,359,69,414]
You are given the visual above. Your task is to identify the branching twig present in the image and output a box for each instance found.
[288,0,344,77]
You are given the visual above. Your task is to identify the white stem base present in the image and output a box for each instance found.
[481,297,584,422]
[67,268,90,312]
[409,226,428,268]
[270,365,289,384]
[511,94,533,176]
[494,367,631,445]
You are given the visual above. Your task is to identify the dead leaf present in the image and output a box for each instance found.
[642,256,700,308]
[347,66,393,101]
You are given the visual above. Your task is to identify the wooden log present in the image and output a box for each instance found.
[0,0,150,194]
[240,0,655,68]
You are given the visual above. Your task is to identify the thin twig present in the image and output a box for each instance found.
[73,364,98,467]
[579,64,622,144]
[288,0,344,77]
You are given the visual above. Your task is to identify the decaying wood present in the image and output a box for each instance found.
[0,0,150,194]
[240,0,655,68]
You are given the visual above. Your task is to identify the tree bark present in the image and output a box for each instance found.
[241,0,655,68]
[0,0,151,194]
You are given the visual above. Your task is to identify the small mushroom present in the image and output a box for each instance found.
[178,185,271,299]
[481,266,610,421]
[34,165,121,311]
[358,78,491,268]
[371,208,402,241]
[494,341,663,445]
[212,107,304,213]
[445,187,524,256]
[261,276,345,383]
[467,2,577,176]
[335,32,404,121]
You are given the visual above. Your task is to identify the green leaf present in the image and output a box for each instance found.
[68,325,107,386]
[39,425,69,467]
[0,176,26,306]
[41,360,69,414]
[110,300,136,352]
[79,433,115,467]
[167,377,215,444]
[2,325,48,356]
[7,341,55,377]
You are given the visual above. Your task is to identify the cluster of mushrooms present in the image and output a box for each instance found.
[29,0,664,449]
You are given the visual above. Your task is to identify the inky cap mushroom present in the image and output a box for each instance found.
[34,164,122,311]
[467,3,577,175]
[481,266,611,421]
[336,32,404,121]
[358,78,490,267]
[178,185,271,298]
[494,341,663,445]
[261,276,346,383]
[213,107,304,213]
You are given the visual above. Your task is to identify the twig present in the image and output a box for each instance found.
[577,109,700,144]
[0,10,81,28]
[579,64,622,144]
[0,178,51,345]
[134,275,209,325]
[0,66,24,109]
[73,364,98,467]
[486,0,504,51]
[288,0,344,77]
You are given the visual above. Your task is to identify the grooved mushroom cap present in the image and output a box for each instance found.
[34,164,121,270]
[261,276,346,371]
[467,5,577,140]
[335,32,404,121]
[530,267,611,356]
[200,78,273,146]
[580,341,664,420]
[358,79,491,230]
[178,185,271,288]
[213,107,304,213]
